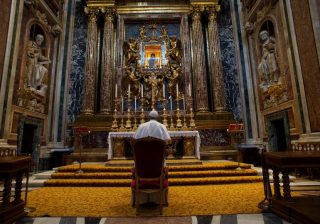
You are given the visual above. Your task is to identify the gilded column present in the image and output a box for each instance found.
[100,7,116,114]
[191,7,209,112]
[207,6,227,112]
[81,8,98,115]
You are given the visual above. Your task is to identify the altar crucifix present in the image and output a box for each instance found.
[143,72,164,109]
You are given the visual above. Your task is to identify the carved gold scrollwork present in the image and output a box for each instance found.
[122,24,183,109]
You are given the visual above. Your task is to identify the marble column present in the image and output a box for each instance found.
[81,8,98,115]
[180,14,193,110]
[100,7,115,114]
[191,7,209,112]
[207,6,227,112]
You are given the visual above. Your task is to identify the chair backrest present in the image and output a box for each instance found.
[132,137,166,179]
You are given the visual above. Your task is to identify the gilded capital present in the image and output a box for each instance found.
[205,5,220,21]
[191,7,202,21]
[101,7,116,21]
[84,7,99,23]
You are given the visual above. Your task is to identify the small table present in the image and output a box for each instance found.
[261,151,320,224]
[0,156,31,224]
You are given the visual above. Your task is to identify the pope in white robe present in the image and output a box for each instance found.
[133,110,171,141]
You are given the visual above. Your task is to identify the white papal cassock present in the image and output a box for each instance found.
[133,120,171,141]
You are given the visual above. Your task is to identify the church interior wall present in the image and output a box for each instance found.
[1,0,319,166]
[240,0,305,148]
[290,0,320,133]
[0,0,12,85]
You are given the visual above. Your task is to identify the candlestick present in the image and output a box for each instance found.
[115,84,117,98]
[188,83,191,97]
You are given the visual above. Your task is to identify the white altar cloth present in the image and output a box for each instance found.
[107,131,201,159]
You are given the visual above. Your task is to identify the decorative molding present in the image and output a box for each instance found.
[24,0,62,36]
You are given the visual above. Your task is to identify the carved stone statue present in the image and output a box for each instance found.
[257,30,280,91]
[26,34,51,95]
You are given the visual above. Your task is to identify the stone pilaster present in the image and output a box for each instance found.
[206,6,227,112]
[81,8,98,115]
[100,7,116,114]
[191,7,209,112]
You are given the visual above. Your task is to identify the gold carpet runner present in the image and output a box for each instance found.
[44,161,262,187]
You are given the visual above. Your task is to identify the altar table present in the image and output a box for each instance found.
[107,131,201,159]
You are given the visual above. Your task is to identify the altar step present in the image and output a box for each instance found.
[63,152,108,165]
[43,161,263,187]
[105,158,202,167]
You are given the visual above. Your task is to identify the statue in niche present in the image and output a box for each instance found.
[124,37,140,66]
[26,33,50,95]
[257,30,280,91]
[167,36,182,66]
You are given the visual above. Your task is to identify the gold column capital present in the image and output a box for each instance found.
[205,5,220,21]
[84,7,99,21]
[190,6,202,20]
[101,6,117,20]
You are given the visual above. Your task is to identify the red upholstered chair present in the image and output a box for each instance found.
[131,137,168,215]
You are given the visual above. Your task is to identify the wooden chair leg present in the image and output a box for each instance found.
[131,189,135,207]
[136,190,140,215]
[159,189,163,215]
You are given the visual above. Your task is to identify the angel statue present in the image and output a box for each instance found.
[167,36,182,66]
[124,37,139,66]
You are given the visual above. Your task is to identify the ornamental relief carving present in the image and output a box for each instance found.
[24,0,62,36]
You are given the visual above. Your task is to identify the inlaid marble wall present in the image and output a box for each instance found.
[199,129,230,146]
[218,0,242,121]
[67,2,87,123]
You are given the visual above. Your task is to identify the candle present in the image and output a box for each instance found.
[170,96,172,111]
[188,83,191,97]
[141,84,143,98]
[163,83,165,98]
[121,96,123,113]
[115,84,117,98]
[134,96,137,112]
[128,84,130,99]
[176,84,178,98]
[183,95,185,111]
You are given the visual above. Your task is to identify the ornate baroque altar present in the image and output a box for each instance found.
[70,0,236,162]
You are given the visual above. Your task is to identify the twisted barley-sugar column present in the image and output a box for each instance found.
[191,7,209,112]
[100,8,116,114]
[81,9,98,115]
[207,6,227,112]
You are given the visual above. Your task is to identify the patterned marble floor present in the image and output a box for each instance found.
[15,213,291,224]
